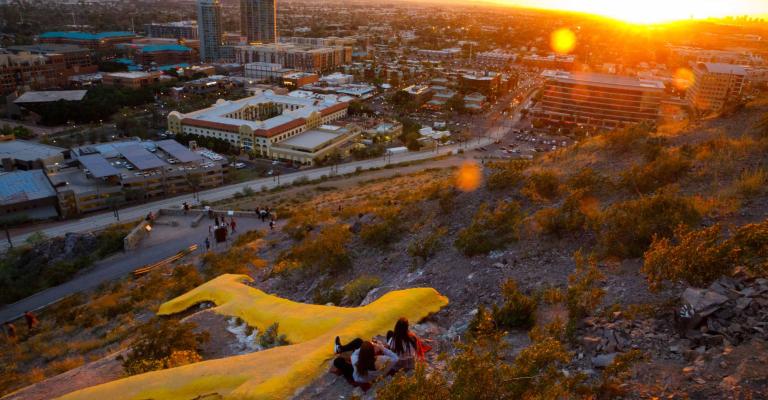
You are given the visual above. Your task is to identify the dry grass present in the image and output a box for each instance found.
[47,356,85,375]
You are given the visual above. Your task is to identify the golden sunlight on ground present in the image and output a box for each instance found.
[550,28,576,54]
[455,161,482,192]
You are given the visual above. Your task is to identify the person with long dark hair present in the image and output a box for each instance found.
[386,317,430,371]
[332,337,398,389]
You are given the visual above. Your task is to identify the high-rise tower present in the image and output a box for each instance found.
[240,0,277,44]
[197,0,223,62]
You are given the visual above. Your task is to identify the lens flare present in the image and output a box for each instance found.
[455,161,482,192]
[551,28,576,54]
[673,68,695,91]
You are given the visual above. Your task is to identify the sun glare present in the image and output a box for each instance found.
[551,28,576,54]
[509,0,764,25]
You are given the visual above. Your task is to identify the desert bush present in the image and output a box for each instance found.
[121,317,209,375]
[360,212,403,248]
[257,323,288,348]
[286,223,352,274]
[312,278,343,305]
[566,252,605,337]
[733,168,767,199]
[407,227,446,264]
[596,350,646,397]
[642,224,733,290]
[534,190,596,238]
[201,247,252,279]
[486,160,529,191]
[643,220,768,290]
[567,167,609,194]
[598,190,701,258]
[455,201,523,256]
[282,207,332,241]
[380,331,581,400]
[342,275,381,305]
[47,356,85,375]
[492,279,537,330]
[602,124,653,154]
[168,264,204,298]
[522,170,561,202]
[232,229,264,247]
[620,150,691,194]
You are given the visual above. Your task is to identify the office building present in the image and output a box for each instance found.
[0,51,59,95]
[534,70,664,129]
[49,140,225,214]
[236,43,352,73]
[144,21,199,40]
[460,73,504,98]
[686,62,746,112]
[402,85,433,105]
[241,0,277,44]
[102,71,165,89]
[7,44,97,81]
[521,54,576,70]
[282,72,318,88]
[167,91,352,165]
[0,170,60,221]
[0,139,67,171]
[197,0,223,62]
[118,44,194,67]
[476,49,516,68]
[38,31,137,54]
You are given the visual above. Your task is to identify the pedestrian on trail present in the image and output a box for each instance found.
[208,225,212,237]
[4,322,16,341]
[215,216,220,226]
[205,237,210,252]
[269,219,275,230]
[24,311,38,331]
[230,218,237,233]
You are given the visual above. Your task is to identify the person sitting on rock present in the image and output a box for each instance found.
[386,317,431,371]
[331,338,398,390]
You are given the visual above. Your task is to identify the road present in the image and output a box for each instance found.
[2,130,507,250]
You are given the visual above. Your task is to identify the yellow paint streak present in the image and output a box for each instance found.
[59,274,449,400]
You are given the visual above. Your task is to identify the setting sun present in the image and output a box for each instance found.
[505,0,768,24]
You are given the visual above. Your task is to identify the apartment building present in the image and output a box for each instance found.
[144,21,199,40]
[0,51,59,94]
[167,91,351,164]
[102,71,165,89]
[7,44,97,81]
[686,62,746,112]
[38,31,137,54]
[534,70,664,129]
[235,43,353,73]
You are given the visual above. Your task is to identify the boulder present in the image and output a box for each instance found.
[682,288,729,317]
[591,353,618,369]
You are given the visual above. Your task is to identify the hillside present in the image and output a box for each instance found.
[3,97,768,399]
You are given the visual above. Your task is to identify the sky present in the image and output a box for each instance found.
[500,0,768,24]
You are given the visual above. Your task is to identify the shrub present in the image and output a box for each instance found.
[382,333,580,400]
[620,151,691,194]
[602,124,652,154]
[287,224,352,274]
[522,170,562,202]
[598,190,701,258]
[282,208,331,241]
[407,227,446,264]
[258,323,288,348]
[566,252,605,337]
[201,247,253,279]
[567,167,609,194]
[455,201,522,256]
[47,356,85,375]
[360,212,402,248]
[342,275,381,305]
[733,168,767,199]
[642,224,733,290]
[492,280,537,330]
[534,190,595,238]
[642,220,768,290]
[486,160,529,191]
[121,318,209,375]
[312,279,343,305]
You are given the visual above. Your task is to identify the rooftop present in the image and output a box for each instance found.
[278,129,342,151]
[0,140,66,162]
[697,62,747,76]
[8,44,90,54]
[39,31,136,40]
[541,70,666,91]
[137,44,192,53]
[174,90,348,137]
[0,170,56,205]
[14,90,88,103]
